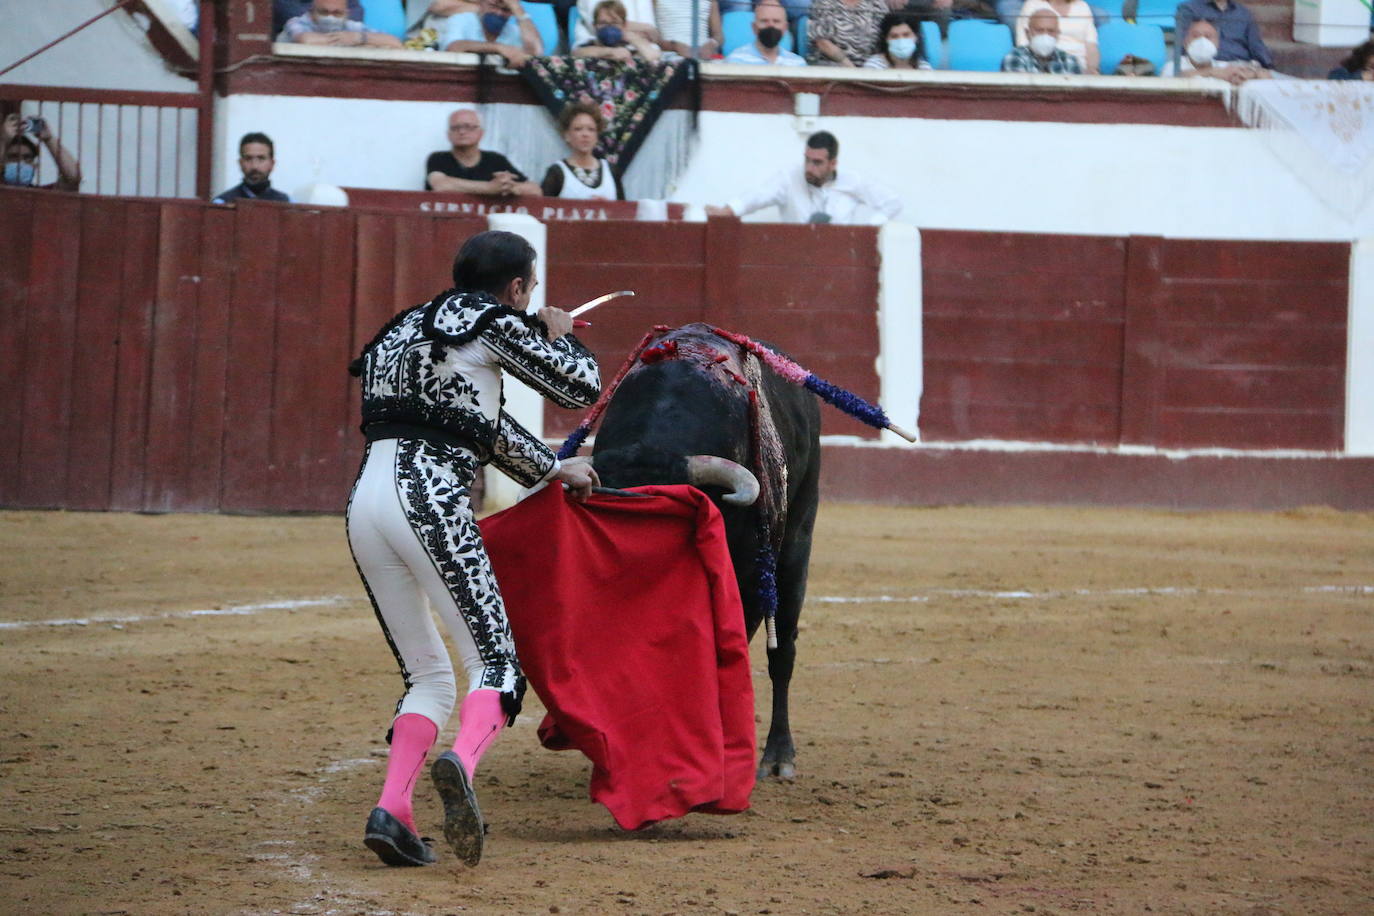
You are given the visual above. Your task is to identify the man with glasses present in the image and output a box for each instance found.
[425,108,542,197]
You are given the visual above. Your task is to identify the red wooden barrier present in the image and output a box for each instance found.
[341,187,686,221]
[0,188,1352,514]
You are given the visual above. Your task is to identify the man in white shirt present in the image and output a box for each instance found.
[725,0,807,65]
[704,131,902,225]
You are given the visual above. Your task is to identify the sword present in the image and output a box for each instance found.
[570,290,635,318]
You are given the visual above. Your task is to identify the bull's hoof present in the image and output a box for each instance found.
[757,759,797,781]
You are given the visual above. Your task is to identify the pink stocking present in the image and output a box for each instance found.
[452,689,506,778]
[376,713,438,834]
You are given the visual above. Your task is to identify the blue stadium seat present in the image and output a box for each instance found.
[524,2,561,55]
[1096,20,1166,73]
[722,10,755,55]
[362,0,406,39]
[920,19,944,68]
[1132,0,1177,30]
[794,14,809,56]
[946,20,1013,71]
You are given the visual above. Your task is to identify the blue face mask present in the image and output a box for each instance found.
[3,161,35,186]
[596,24,623,46]
[481,11,509,34]
[888,36,917,60]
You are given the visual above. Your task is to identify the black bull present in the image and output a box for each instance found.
[589,324,822,779]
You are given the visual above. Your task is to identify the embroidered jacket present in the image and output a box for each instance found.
[352,290,601,488]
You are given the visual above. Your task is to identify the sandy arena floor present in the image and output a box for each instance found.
[1,503,1371,915]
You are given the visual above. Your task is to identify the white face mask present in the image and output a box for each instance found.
[314,13,348,31]
[1028,33,1057,57]
[887,36,917,60]
[1186,36,1217,65]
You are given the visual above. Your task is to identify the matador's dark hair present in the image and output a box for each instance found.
[806,130,838,159]
[452,230,536,295]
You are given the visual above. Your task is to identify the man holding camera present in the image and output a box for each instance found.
[1,113,81,192]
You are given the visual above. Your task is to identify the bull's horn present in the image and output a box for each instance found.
[686,455,760,507]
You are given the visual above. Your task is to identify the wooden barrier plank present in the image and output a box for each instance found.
[552,264,705,313]
[353,213,401,355]
[924,272,1126,322]
[1119,235,1165,446]
[220,203,282,512]
[1160,366,1344,412]
[269,207,326,510]
[924,230,1126,274]
[920,400,1121,443]
[143,201,204,512]
[1155,408,1343,451]
[1156,324,1346,369]
[65,197,128,510]
[737,264,878,311]
[0,192,35,504]
[923,360,1122,406]
[311,207,358,511]
[18,194,82,508]
[547,221,706,266]
[924,316,1124,365]
[734,224,880,268]
[108,202,161,511]
[181,205,237,511]
[1160,240,1350,284]
[1155,279,1349,326]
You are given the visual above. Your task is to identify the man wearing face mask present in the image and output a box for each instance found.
[725,0,807,65]
[279,0,404,45]
[1160,19,1268,81]
[1,113,81,192]
[705,131,901,225]
[443,0,544,68]
[213,133,291,204]
[1000,9,1082,73]
[1174,0,1272,71]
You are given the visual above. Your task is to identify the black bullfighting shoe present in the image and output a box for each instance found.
[363,806,437,867]
[431,750,484,867]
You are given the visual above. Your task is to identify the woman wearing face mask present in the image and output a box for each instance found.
[540,102,625,201]
[572,0,662,60]
[862,13,933,69]
[1,113,80,192]
[1014,0,1098,73]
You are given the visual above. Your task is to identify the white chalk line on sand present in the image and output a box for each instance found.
[0,596,355,631]
[3,584,1371,632]
[811,584,1374,604]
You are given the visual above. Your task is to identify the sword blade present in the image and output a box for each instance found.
[569,290,635,318]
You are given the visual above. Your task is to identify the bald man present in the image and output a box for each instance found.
[724,0,806,65]
[425,109,541,196]
[1162,18,1270,82]
[1001,9,1082,73]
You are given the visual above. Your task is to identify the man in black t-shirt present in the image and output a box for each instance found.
[425,109,542,196]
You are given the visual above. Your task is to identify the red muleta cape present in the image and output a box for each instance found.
[478,483,756,830]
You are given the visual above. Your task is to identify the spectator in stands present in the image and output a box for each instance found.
[1160,18,1268,80]
[863,11,933,68]
[1016,0,1097,72]
[212,133,290,203]
[275,0,363,37]
[279,0,405,45]
[1329,38,1374,79]
[572,0,658,49]
[1,113,81,191]
[807,0,888,66]
[906,0,999,41]
[1001,8,1082,71]
[704,130,901,224]
[427,109,542,195]
[655,0,722,57]
[1175,0,1273,70]
[541,103,625,199]
[443,0,544,65]
[726,0,808,64]
[405,0,480,48]
[573,0,663,60]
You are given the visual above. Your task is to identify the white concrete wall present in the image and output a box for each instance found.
[1347,238,1374,456]
[219,94,1368,241]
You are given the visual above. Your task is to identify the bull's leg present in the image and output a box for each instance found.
[759,634,798,780]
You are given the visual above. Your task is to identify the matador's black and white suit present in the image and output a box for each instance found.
[346,289,601,733]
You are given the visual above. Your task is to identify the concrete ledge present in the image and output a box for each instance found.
[819,443,1374,510]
